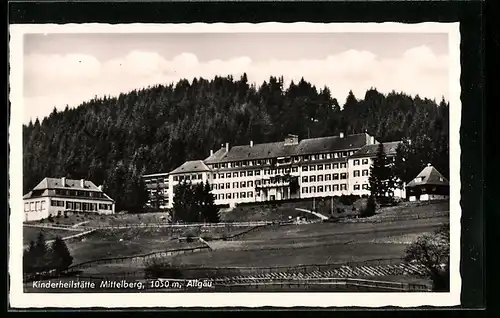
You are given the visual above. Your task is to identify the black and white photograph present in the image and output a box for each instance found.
[9,22,461,308]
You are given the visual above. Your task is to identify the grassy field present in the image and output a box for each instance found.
[170,242,409,268]
[24,212,171,228]
[65,225,256,265]
[23,226,80,245]
[66,228,212,265]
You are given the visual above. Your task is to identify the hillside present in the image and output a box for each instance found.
[23,75,449,211]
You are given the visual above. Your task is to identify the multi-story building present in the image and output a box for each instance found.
[143,132,405,208]
[22,177,115,222]
[143,172,170,209]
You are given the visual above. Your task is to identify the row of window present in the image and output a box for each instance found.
[49,199,113,211]
[302,184,348,193]
[212,176,295,190]
[24,201,46,212]
[301,184,369,193]
[302,173,348,182]
[353,170,370,177]
[172,174,203,182]
[211,151,358,169]
[144,177,168,184]
[353,159,370,166]
[215,192,255,200]
[213,180,256,190]
[54,189,105,198]
[302,162,348,172]
[353,184,370,190]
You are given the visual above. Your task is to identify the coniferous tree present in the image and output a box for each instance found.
[31,232,51,273]
[202,181,220,223]
[369,143,396,198]
[23,240,36,274]
[50,236,74,272]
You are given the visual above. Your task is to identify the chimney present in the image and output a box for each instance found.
[225,143,229,152]
[80,179,85,188]
[250,140,254,147]
[210,149,214,156]
[339,132,345,138]
[370,136,375,144]
[61,177,66,186]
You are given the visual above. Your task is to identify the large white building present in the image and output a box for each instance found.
[23,177,115,222]
[143,132,405,209]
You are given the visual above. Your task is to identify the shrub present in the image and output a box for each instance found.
[47,215,54,223]
[405,226,450,291]
[359,197,376,218]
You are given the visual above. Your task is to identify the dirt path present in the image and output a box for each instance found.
[295,208,329,220]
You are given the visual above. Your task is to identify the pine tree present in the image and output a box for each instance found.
[369,143,395,198]
[23,240,36,274]
[202,181,220,223]
[50,236,74,272]
[31,232,51,273]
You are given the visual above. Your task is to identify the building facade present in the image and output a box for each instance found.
[23,177,115,222]
[143,132,405,209]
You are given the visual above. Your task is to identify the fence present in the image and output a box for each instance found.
[214,277,432,292]
[62,257,408,280]
[66,245,211,271]
[339,210,449,224]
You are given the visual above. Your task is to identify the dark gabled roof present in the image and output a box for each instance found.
[23,177,114,201]
[350,141,401,158]
[204,133,371,164]
[32,177,100,191]
[169,160,211,175]
[204,148,228,164]
[406,165,449,187]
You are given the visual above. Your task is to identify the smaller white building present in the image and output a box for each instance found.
[23,177,115,222]
[406,164,449,202]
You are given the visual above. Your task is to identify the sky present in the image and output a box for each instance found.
[23,32,449,124]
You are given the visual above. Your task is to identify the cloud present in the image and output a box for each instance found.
[22,46,449,123]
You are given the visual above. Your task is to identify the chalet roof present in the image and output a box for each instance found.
[350,141,401,158]
[169,160,211,175]
[32,177,100,191]
[204,133,372,164]
[406,165,449,187]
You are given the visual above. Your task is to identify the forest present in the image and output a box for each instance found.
[23,74,449,212]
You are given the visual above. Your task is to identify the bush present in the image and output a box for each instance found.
[47,215,54,223]
[405,226,450,291]
[358,197,376,218]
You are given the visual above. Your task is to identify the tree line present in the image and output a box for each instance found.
[23,74,449,212]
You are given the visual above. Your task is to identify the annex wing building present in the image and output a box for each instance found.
[143,132,406,209]
[23,177,115,222]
